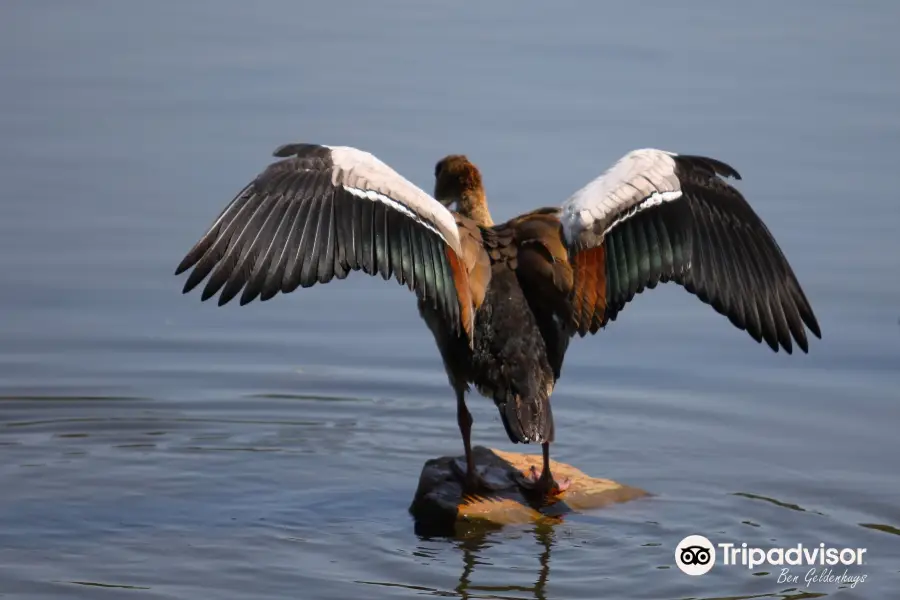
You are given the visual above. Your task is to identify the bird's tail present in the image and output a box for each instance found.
[475,265,558,444]
[498,388,554,444]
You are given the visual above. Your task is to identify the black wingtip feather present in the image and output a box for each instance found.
[175,255,196,276]
[272,144,296,157]
[810,320,822,340]
[677,154,742,181]
[217,273,246,306]
[182,277,199,295]
[200,281,219,303]
[272,143,330,159]
[217,290,234,306]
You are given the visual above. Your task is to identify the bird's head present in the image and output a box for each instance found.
[433,154,484,210]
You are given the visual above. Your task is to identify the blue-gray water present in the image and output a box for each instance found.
[1,2,899,599]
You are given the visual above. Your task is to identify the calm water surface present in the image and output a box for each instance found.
[1,2,899,599]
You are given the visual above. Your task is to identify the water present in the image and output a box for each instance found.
[1,2,899,598]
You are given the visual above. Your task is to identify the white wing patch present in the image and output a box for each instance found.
[561,148,682,250]
[599,189,682,237]
[342,185,448,243]
[327,146,461,253]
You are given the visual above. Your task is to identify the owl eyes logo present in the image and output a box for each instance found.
[680,545,712,565]
[675,535,716,575]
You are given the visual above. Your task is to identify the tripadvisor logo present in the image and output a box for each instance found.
[674,535,868,588]
[675,535,716,576]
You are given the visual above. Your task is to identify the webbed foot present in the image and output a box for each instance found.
[519,464,571,498]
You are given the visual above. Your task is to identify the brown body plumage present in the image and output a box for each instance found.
[176,143,821,498]
[423,157,596,493]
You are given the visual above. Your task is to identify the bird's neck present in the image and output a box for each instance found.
[457,190,494,227]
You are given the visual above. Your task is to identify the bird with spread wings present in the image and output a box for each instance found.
[176,143,820,498]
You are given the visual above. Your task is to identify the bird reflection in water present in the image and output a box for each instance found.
[377,520,558,600]
[454,522,556,600]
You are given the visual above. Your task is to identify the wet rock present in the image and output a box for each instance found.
[409,446,648,535]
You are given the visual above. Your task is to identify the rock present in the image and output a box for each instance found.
[409,446,648,535]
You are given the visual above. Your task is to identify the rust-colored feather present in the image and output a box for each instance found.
[446,216,493,340]
[457,217,491,310]
[572,245,607,335]
[573,251,593,332]
[446,248,474,339]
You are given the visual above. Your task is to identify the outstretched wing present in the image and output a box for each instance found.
[176,143,478,338]
[560,149,821,353]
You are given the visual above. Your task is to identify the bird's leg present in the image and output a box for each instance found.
[449,389,494,493]
[522,442,571,497]
[457,389,476,486]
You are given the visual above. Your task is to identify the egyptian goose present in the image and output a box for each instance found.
[176,143,820,497]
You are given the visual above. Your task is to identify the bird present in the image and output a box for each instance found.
[175,142,821,498]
